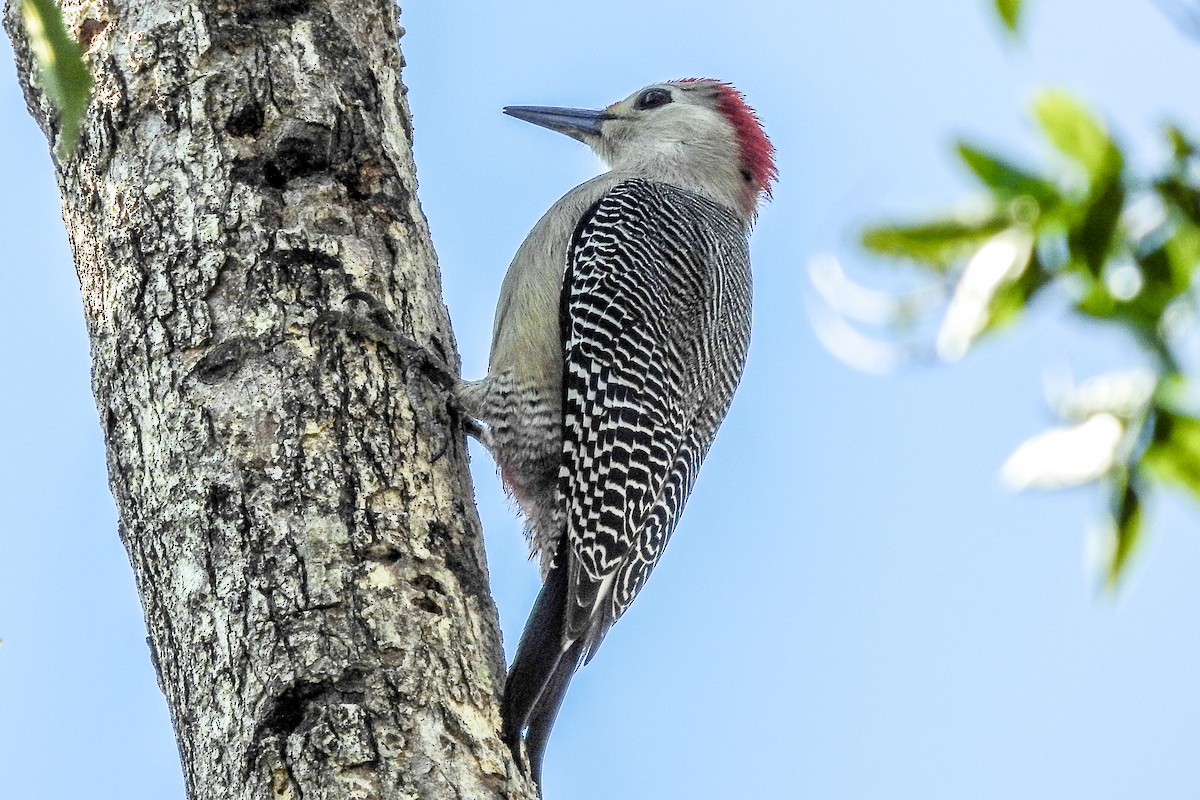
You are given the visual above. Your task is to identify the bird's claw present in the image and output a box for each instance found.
[309,291,486,455]
[309,292,431,371]
[343,290,400,333]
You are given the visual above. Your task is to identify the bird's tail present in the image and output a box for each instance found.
[501,554,584,792]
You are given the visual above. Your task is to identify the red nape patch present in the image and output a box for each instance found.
[676,78,777,202]
[499,464,519,499]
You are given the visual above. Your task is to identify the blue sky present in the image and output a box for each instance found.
[2,1,1199,798]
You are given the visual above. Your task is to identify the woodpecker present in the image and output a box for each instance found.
[477,79,774,791]
[316,78,774,793]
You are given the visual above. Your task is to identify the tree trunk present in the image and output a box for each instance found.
[5,2,533,798]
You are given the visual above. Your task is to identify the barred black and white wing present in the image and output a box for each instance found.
[500,179,753,780]
[559,178,752,659]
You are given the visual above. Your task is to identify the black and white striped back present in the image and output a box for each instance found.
[557,178,752,657]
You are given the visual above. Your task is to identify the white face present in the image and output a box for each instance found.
[503,79,767,219]
[591,82,741,174]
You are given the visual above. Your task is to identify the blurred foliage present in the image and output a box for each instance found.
[857,9,1200,587]
[995,0,1023,33]
[19,0,91,154]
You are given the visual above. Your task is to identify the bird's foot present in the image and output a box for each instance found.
[310,292,485,451]
[311,292,456,387]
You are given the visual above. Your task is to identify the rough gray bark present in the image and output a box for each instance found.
[5,2,535,798]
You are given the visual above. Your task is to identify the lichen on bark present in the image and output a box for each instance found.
[4,1,534,797]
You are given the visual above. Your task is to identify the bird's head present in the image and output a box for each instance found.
[504,79,776,223]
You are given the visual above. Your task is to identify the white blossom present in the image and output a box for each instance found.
[1001,413,1124,490]
[937,229,1033,361]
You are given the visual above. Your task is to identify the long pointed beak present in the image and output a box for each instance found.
[502,105,609,142]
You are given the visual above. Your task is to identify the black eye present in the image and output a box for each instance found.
[635,88,673,110]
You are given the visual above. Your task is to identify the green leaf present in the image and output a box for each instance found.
[1156,175,1200,227]
[1032,90,1122,183]
[1165,124,1195,161]
[1144,410,1200,503]
[995,0,1022,33]
[956,142,1061,209]
[1074,280,1116,320]
[1067,176,1124,277]
[1074,261,1181,337]
[1164,222,1200,279]
[1106,475,1142,589]
[20,0,92,154]
[1139,236,1193,301]
[861,215,1010,267]
[1121,250,1182,328]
